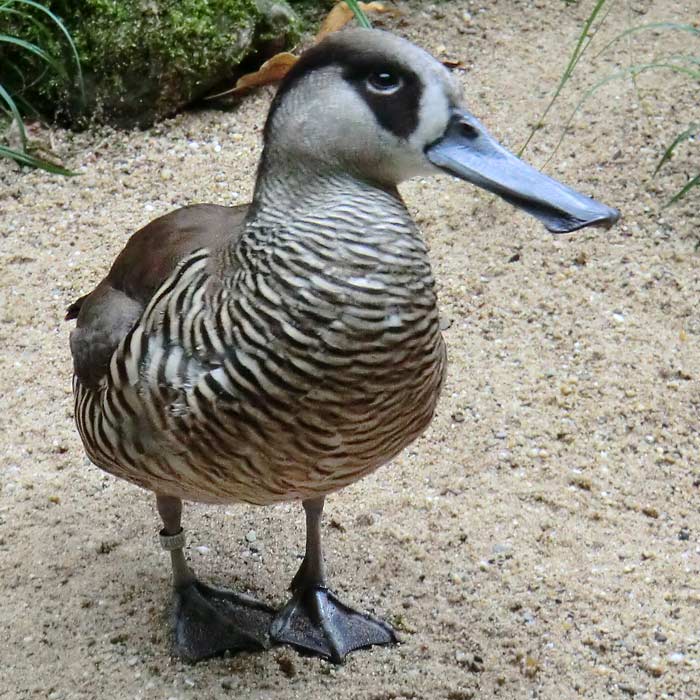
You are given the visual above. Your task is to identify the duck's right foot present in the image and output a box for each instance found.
[172,580,275,661]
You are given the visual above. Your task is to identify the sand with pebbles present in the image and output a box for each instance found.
[1,1,698,698]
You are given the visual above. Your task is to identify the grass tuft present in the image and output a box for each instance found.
[345,0,372,29]
[521,1,698,205]
[1,0,83,175]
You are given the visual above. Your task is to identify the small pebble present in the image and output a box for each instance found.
[522,655,540,677]
[276,653,297,678]
[644,660,664,677]
[245,530,257,543]
[455,650,483,672]
[356,512,375,527]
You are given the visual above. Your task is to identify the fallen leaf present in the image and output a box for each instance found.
[316,2,402,42]
[206,52,299,99]
[206,1,404,100]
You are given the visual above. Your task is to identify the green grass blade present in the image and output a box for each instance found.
[0,144,77,175]
[664,174,699,207]
[654,123,697,176]
[543,62,699,167]
[8,0,84,73]
[0,81,27,149]
[8,89,41,118]
[2,5,55,47]
[519,0,612,156]
[345,0,372,29]
[594,22,700,59]
[1,0,85,101]
[0,34,69,80]
[2,56,27,87]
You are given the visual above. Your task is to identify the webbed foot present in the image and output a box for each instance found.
[270,584,397,663]
[172,580,275,661]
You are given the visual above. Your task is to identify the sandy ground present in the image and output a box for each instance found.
[1,1,699,698]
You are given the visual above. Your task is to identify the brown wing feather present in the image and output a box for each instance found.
[68,203,248,389]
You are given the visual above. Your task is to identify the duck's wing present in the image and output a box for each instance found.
[67,203,248,390]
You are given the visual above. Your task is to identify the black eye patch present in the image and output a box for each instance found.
[265,42,423,142]
[343,65,420,140]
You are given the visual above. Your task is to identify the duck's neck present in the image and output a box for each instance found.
[225,155,438,338]
[247,152,421,245]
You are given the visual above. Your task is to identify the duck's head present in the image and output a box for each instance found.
[261,29,619,233]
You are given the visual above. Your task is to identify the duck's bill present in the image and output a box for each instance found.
[425,110,620,233]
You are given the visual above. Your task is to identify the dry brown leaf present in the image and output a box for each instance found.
[206,52,299,99]
[316,2,401,42]
[206,1,404,100]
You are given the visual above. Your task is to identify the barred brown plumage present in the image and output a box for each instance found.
[75,203,443,503]
[67,29,618,663]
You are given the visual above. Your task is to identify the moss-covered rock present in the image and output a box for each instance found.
[10,0,300,128]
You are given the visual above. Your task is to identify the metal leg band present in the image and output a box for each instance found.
[160,527,186,551]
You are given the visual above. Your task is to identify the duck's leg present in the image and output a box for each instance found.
[156,494,275,661]
[270,496,397,663]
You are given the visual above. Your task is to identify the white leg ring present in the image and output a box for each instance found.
[160,528,186,551]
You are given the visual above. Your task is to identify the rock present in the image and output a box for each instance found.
[10,0,300,128]
[356,512,376,527]
[276,652,297,677]
[455,650,484,672]
[643,659,664,677]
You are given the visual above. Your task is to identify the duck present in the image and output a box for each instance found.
[66,28,619,663]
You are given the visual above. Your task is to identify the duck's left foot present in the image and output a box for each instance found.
[270,585,397,663]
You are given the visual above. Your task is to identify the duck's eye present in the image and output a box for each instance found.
[367,71,402,94]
